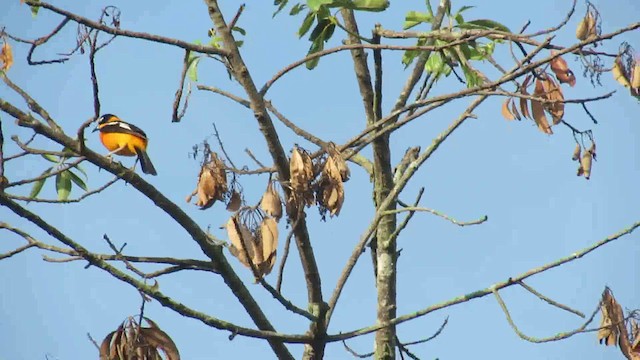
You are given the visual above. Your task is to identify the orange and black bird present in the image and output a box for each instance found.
[93,114,157,175]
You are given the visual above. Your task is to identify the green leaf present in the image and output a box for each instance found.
[72,163,88,179]
[298,11,315,38]
[67,170,88,192]
[41,154,59,163]
[350,0,389,11]
[402,38,426,67]
[290,3,306,15]
[305,22,335,69]
[309,17,330,42]
[29,168,52,200]
[307,0,333,12]
[404,11,433,30]
[232,26,246,36]
[461,19,511,33]
[454,5,474,23]
[273,0,290,17]
[187,55,201,82]
[425,52,445,75]
[461,64,483,88]
[30,0,41,17]
[55,171,72,201]
[235,40,244,48]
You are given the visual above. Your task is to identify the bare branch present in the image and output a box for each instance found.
[518,280,585,318]
[383,207,488,227]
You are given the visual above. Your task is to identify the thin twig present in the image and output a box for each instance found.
[518,280,585,318]
[259,279,317,321]
[383,207,488,227]
[172,50,191,122]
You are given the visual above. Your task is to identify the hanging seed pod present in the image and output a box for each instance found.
[631,60,640,91]
[0,41,13,71]
[226,191,242,212]
[226,216,259,268]
[612,56,631,88]
[550,52,576,87]
[585,12,597,39]
[328,143,350,182]
[260,181,283,221]
[188,152,227,209]
[501,98,515,121]
[257,217,279,276]
[575,18,588,40]
[581,150,593,180]
[289,146,315,206]
[572,144,581,161]
[588,142,597,161]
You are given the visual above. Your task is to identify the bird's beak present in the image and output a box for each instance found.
[92,126,98,133]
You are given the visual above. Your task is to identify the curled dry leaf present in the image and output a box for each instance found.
[289,146,315,207]
[99,317,180,360]
[542,77,565,125]
[510,98,521,120]
[0,41,13,71]
[260,180,283,221]
[613,56,631,88]
[501,98,515,121]
[226,190,242,212]
[572,144,581,161]
[188,152,227,210]
[576,18,588,40]
[589,142,597,161]
[550,52,576,87]
[519,75,532,120]
[598,288,624,347]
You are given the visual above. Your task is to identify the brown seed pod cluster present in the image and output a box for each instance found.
[549,52,576,87]
[186,151,228,210]
[502,73,565,135]
[316,145,349,218]
[226,211,279,281]
[99,317,180,360]
[575,142,596,180]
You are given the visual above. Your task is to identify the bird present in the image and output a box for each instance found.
[93,114,157,175]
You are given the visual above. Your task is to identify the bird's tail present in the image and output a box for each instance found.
[135,147,157,175]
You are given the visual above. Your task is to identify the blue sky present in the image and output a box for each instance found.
[1,0,639,359]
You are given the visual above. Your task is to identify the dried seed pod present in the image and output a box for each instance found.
[328,143,350,182]
[226,216,259,268]
[631,60,640,90]
[510,98,521,120]
[585,12,597,39]
[260,181,283,221]
[289,146,315,206]
[0,41,13,71]
[588,142,597,161]
[572,144,581,161]
[188,152,227,209]
[575,18,588,40]
[612,56,631,88]
[226,191,242,212]
[258,217,278,275]
[519,75,532,120]
[580,150,593,180]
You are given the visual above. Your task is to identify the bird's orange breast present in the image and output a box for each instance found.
[99,132,148,157]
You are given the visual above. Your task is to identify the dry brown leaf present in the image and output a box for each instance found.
[585,12,597,40]
[531,78,553,134]
[550,52,576,87]
[589,142,597,161]
[0,41,13,72]
[226,190,241,212]
[510,98,521,120]
[328,143,350,182]
[260,180,283,221]
[520,75,532,120]
[543,77,565,125]
[501,97,515,121]
[613,56,631,88]
[572,144,581,161]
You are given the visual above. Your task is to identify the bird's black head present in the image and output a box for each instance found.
[93,114,118,132]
